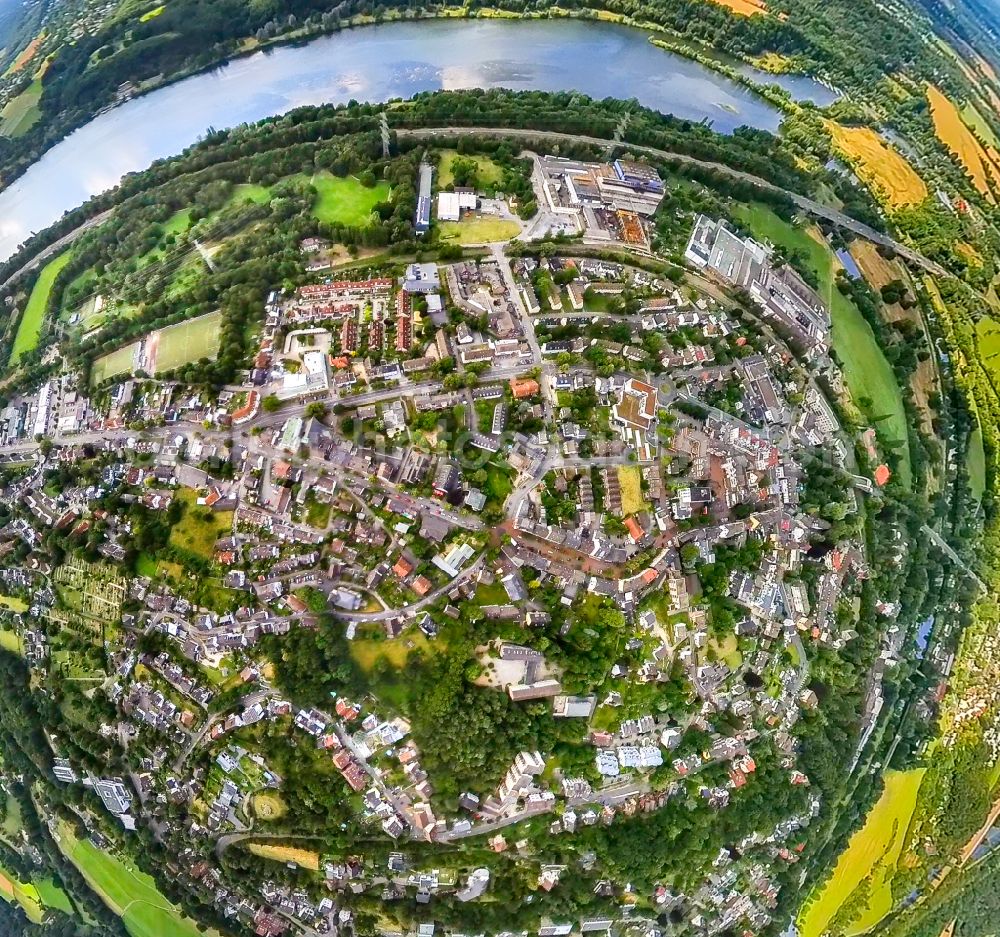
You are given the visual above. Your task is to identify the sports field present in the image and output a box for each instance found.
[310,172,390,226]
[797,768,925,937]
[826,122,928,207]
[928,85,1000,200]
[56,822,201,937]
[91,342,139,385]
[146,310,222,373]
[10,250,72,364]
[735,205,911,485]
[438,217,520,244]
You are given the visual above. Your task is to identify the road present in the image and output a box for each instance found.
[0,208,114,292]
[923,524,986,591]
[396,127,948,277]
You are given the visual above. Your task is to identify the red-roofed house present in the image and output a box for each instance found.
[623,515,644,542]
[874,464,891,487]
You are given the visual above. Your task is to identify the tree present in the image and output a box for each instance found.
[261,394,282,413]
[304,401,328,420]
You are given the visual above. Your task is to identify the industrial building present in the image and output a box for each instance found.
[415,162,432,234]
[437,189,478,222]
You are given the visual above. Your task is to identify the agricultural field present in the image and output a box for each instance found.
[797,768,925,937]
[826,122,928,207]
[56,821,203,937]
[617,465,648,514]
[735,204,911,485]
[309,173,390,226]
[247,842,320,870]
[168,488,233,561]
[706,0,768,15]
[10,250,72,364]
[437,150,504,189]
[928,85,1000,200]
[961,99,1000,149]
[975,317,1000,381]
[438,216,521,244]
[6,32,45,75]
[0,77,42,137]
[849,240,908,295]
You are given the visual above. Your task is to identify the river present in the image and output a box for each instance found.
[0,18,834,262]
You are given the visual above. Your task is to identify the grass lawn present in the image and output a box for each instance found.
[708,634,743,669]
[150,310,222,373]
[617,465,648,515]
[91,341,138,385]
[486,463,514,502]
[56,822,201,937]
[252,791,287,821]
[0,631,22,656]
[438,216,520,244]
[10,250,72,364]
[797,768,925,937]
[0,595,27,613]
[34,877,74,916]
[0,795,22,841]
[309,172,390,226]
[168,488,232,561]
[968,424,986,503]
[135,554,158,578]
[228,183,272,206]
[437,150,504,189]
[350,626,434,672]
[734,204,911,486]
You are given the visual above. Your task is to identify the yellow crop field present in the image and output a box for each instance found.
[928,85,1000,200]
[797,769,925,937]
[849,239,906,291]
[707,0,768,15]
[826,123,927,207]
[247,843,320,870]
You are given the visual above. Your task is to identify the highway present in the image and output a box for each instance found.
[396,127,949,277]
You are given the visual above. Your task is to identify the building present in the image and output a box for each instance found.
[438,190,478,222]
[403,263,440,294]
[415,162,432,235]
[276,350,329,401]
[510,377,540,400]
